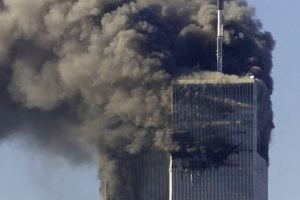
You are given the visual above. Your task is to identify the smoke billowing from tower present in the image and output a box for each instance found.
[0,0,274,199]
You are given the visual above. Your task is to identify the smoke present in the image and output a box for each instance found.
[0,0,274,199]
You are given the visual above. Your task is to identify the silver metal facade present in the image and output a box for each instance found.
[170,80,268,200]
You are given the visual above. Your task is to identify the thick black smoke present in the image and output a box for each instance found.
[0,0,274,199]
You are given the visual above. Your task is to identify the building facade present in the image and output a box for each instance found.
[170,78,268,200]
[135,150,169,200]
[104,77,269,200]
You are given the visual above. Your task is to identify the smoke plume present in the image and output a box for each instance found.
[0,0,274,199]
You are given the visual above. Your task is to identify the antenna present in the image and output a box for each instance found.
[217,0,224,72]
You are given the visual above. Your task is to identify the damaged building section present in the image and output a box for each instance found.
[170,130,241,170]
[169,76,269,200]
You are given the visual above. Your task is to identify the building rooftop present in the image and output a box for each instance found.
[175,72,255,85]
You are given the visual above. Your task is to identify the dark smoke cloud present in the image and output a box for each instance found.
[0,0,274,199]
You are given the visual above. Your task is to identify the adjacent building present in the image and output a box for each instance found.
[136,150,169,200]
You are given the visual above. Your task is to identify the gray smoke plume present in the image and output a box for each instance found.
[0,0,274,199]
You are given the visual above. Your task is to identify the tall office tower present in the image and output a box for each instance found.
[103,1,271,198]
[170,77,268,200]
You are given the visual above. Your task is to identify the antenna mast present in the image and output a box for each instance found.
[217,0,224,72]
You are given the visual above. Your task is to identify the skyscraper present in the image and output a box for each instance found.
[169,77,268,200]
[103,1,271,199]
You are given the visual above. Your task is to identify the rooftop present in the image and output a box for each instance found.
[175,72,255,85]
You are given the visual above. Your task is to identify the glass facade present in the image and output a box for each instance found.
[170,80,268,200]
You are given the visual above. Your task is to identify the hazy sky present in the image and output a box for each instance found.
[251,0,300,199]
[0,0,298,200]
[0,137,100,200]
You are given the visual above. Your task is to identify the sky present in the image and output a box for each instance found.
[250,0,300,199]
[0,136,100,200]
[0,0,299,200]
